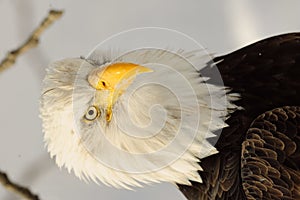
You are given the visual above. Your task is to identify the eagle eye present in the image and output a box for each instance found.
[84,106,100,121]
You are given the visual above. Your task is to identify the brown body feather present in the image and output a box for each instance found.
[242,106,300,200]
[178,33,300,200]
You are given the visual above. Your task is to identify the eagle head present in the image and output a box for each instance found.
[40,49,238,188]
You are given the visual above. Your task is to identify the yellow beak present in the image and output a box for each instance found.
[88,62,152,122]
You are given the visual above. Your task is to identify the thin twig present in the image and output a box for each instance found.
[0,171,40,200]
[0,9,64,200]
[0,9,64,73]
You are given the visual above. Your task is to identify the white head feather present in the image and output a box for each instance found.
[40,49,239,189]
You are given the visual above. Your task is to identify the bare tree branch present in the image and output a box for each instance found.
[0,9,64,200]
[0,171,40,200]
[0,9,64,73]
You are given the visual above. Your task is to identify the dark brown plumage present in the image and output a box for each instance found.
[242,106,300,200]
[178,33,300,200]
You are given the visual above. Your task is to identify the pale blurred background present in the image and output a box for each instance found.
[0,1,299,200]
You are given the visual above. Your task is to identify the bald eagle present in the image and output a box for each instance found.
[40,32,300,200]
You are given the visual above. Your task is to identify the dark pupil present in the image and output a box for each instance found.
[88,109,94,116]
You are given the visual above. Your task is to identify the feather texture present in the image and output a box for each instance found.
[242,106,300,200]
[179,33,300,199]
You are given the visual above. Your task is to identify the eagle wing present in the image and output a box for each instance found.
[241,106,300,200]
[178,33,300,200]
